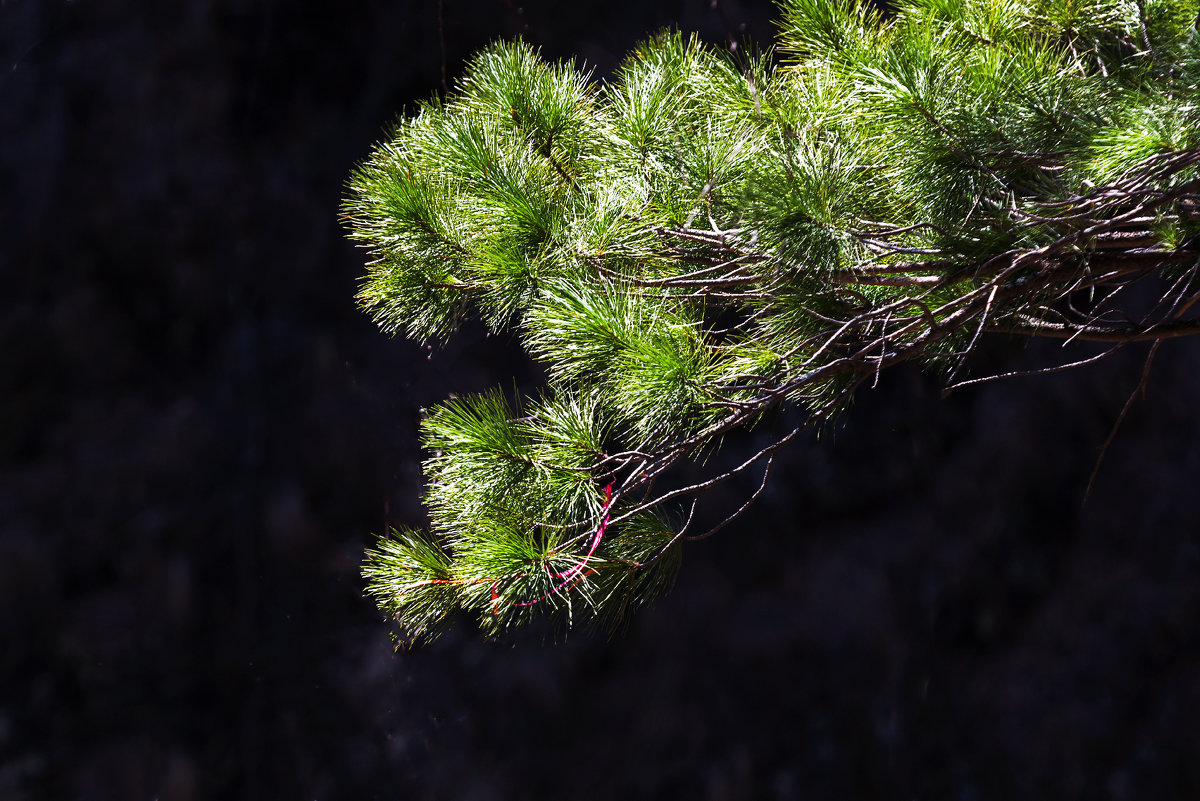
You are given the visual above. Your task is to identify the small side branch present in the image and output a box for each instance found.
[985,318,1200,343]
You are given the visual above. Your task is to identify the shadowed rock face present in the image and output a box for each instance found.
[3,3,1198,800]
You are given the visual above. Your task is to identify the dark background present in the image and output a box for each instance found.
[3,1,1199,799]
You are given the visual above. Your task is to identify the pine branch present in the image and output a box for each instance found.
[344,0,1200,643]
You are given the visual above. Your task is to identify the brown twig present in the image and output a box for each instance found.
[1083,339,1162,505]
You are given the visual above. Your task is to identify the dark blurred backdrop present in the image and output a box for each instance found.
[3,2,1199,799]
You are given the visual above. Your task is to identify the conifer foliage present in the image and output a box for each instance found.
[344,0,1200,642]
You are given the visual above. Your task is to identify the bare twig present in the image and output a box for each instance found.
[1083,339,1162,504]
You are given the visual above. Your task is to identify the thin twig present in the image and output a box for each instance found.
[686,452,776,543]
[1083,339,1162,505]
[944,345,1123,392]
